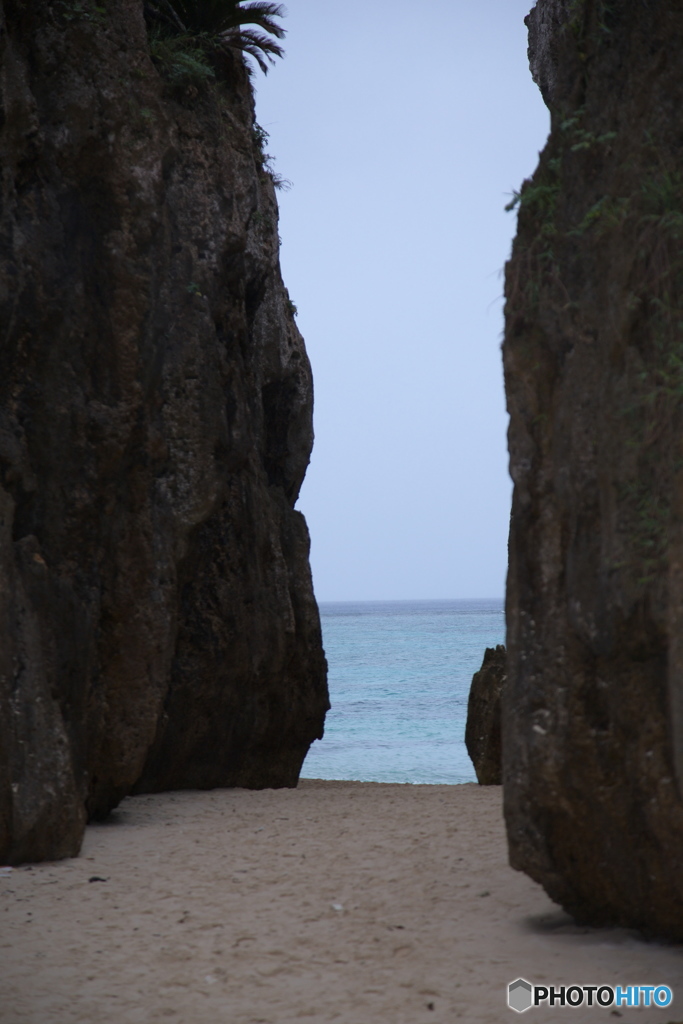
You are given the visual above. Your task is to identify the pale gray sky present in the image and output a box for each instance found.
[255,0,548,601]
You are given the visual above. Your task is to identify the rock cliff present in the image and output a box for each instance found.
[0,0,328,864]
[503,0,683,938]
[465,645,506,785]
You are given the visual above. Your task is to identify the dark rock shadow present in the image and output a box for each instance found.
[519,910,682,950]
[520,909,594,936]
[88,810,129,828]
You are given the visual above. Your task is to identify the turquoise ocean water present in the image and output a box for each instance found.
[301,598,505,785]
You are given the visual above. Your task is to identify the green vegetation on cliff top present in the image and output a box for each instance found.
[145,0,286,75]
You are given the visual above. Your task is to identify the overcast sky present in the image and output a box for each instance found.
[255,0,549,602]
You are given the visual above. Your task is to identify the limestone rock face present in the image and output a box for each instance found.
[0,0,328,863]
[465,646,506,785]
[503,0,683,939]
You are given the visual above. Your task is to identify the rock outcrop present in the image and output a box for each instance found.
[0,0,328,864]
[465,645,506,785]
[503,0,683,939]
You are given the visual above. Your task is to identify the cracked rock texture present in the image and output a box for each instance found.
[503,0,683,939]
[0,0,328,864]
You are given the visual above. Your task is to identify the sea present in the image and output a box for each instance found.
[300,598,505,785]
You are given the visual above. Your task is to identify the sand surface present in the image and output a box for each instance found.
[0,780,681,1024]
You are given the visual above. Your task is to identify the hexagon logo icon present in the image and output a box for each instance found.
[508,978,533,1013]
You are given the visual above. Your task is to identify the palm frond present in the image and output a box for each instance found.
[231,37,270,74]
[233,2,286,37]
[219,27,284,72]
[165,0,286,36]
[147,0,287,75]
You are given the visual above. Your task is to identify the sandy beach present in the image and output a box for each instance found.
[1,780,681,1024]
